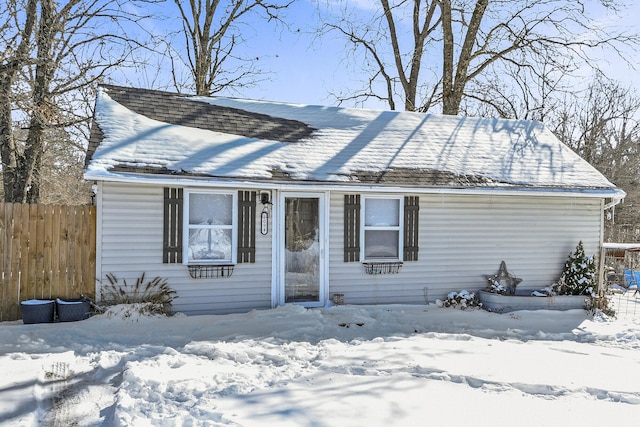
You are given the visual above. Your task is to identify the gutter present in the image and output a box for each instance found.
[84,170,626,200]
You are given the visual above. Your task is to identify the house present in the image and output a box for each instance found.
[85,84,625,315]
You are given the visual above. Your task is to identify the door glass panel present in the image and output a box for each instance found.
[285,197,320,303]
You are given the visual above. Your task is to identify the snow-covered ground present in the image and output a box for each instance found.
[1,298,639,426]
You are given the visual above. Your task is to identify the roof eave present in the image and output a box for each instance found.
[84,170,625,200]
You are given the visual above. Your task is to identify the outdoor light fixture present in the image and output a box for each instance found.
[260,192,270,205]
[91,184,98,205]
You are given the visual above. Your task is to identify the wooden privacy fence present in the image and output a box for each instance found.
[0,203,96,321]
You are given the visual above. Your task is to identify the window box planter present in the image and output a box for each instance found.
[363,262,403,275]
[56,298,91,322]
[188,264,234,279]
[477,290,588,313]
[20,299,55,324]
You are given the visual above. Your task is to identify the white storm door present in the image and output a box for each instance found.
[279,193,326,306]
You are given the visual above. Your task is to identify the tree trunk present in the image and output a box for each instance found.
[0,0,38,202]
[441,0,455,115]
[0,77,19,202]
[14,0,57,203]
[381,0,437,112]
[441,0,489,115]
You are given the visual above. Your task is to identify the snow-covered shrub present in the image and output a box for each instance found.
[552,241,597,296]
[436,290,481,310]
[100,273,177,316]
[485,277,507,294]
[102,303,174,320]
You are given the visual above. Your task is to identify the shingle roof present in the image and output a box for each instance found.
[85,84,620,193]
[85,85,314,168]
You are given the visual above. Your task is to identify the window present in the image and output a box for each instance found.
[344,194,419,264]
[184,191,237,264]
[362,196,403,261]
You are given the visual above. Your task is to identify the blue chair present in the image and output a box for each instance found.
[624,270,639,295]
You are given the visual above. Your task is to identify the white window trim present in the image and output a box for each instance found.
[360,195,404,262]
[183,189,238,265]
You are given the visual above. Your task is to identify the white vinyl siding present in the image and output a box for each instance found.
[329,191,603,305]
[97,182,272,315]
[96,182,604,312]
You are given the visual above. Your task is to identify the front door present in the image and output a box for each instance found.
[280,193,326,306]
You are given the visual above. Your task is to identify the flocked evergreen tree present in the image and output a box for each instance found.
[553,241,597,296]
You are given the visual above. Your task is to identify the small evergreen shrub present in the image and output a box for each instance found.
[436,290,482,310]
[100,273,177,316]
[552,241,597,296]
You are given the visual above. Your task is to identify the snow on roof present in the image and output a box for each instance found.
[85,85,619,193]
[603,243,640,251]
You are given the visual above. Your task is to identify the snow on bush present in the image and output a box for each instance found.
[99,273,177,316]
[98,303,176,321]
[486,277,507,294]
[435,290,482,310]
[552,241,597,296]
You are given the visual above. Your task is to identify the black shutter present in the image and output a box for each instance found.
[237,191,257,263]
[344,194,360,262]
[403,196,419,261]
[163,188,183,263]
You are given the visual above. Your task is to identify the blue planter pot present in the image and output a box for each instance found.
[56,298,91,322]
[20,300,55,324]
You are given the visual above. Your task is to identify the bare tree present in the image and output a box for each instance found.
[0,0,155,203]
[323,0,440,111]
[320,0,440,111]
[319,0,639,115]
[459,55,571,120]
[5,127,92,204]
[171,0,295,96]
[550,75,640,179]
[548,75,640,241]
[0,0,38,202]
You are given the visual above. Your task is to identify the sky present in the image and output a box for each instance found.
[108,0,640,110]
[1,298,639,426]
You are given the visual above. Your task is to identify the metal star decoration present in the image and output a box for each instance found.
[485,261,522,295]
